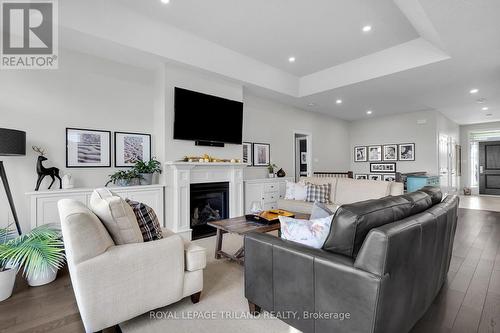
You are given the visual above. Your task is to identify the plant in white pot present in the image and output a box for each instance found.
[106,170,141,187]
[134,158,162,185]
[0,224,66,289]
[0,227,17,301]
[267,163,278,178]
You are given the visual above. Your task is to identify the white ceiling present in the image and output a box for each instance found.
[58,0,500,125]
[118,0,419,76]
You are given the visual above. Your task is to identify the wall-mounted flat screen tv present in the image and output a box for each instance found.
[173,87,243,144]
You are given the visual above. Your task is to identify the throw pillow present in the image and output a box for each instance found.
[89,188,144,245]
[305,183,331,203]
[294,182,308,201]
[285,180,296,200]
[279,215,334,249]
[126,199,163,242]
[310,201,335,219]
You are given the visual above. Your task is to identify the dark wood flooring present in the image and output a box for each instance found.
[1,208,499,333]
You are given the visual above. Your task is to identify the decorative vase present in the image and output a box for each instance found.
[0,268,17,302]
[116,178,140,187]
[140,173,153,185]
[276,168,286,177]
[27,268,57,287]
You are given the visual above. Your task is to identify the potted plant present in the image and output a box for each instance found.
[0,224,66,291]
[267,163,278,178]
[133,158,162,185]
[0,227,16,301]
[106,170,141,187]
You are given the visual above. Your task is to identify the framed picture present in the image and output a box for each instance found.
[114,132,151,167]
[242,142,253,166]
[66,128,111,168]
[383,144,398,161]
[370,162,397,173]
[301,152,308,164]
[355,174,368,180]
[253,143,270,166]
[368,174,383,181]
[399,143,415,161]
[354,146,367,162]
[368,145,382,161]
[383,174,397,182]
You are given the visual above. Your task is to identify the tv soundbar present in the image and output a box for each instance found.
[195,140,225,148]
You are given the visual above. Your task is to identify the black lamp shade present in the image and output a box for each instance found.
[0,128,26,156]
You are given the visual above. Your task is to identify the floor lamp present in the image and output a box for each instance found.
[0,128,26,235]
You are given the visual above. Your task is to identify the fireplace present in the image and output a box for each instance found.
[190,182,229,240]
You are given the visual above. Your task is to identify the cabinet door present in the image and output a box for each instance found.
[125,189,164,226]
[36,194,87,227]
[278,181,287,199]
[245,183,263,214]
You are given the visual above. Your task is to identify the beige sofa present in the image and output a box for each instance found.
[58,199,206,332]
[278,177,404,214]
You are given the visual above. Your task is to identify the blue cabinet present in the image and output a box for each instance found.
[406,175,440,192]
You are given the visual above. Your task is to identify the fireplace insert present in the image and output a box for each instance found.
[190,182,229,239]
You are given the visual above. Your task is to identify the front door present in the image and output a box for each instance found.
[479,141,500,195]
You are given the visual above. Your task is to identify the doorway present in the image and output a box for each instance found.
[293,132,312,181]
[479,141,500,195]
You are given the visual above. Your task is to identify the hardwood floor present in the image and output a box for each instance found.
[1,208,499,333]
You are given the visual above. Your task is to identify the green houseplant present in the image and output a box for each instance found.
[0,224,66,293]
[133,158,162,185]
[0,227,16,301]
[267,163,278,178]
[106,170,141,187]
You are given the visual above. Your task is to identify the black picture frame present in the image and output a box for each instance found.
[370,162,397,173]
[66,128,111,168]
[354,174,368,180]
[354,146,368,162]
[242,142,253,166]
[368,145,382,161]
[398,143,415,161]
[114,132,152,168]
[382,144,398,161]
[383,174,397,182]
[252,142,270,167]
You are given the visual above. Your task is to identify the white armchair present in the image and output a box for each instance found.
[58,199,206,333]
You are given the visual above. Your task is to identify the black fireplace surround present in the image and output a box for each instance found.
[190,182,229,240]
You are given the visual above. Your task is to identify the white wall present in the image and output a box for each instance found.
[0,49,155,231]
[460,121,500,189]
[349,110,458,177]
[243,95,351,179]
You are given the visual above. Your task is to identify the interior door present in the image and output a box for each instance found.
[479,141,500,195]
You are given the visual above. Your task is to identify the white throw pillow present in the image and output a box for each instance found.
[279,215,334,249]
[294,182,307,201]
[285,181,296,200]
[89,188,144,245]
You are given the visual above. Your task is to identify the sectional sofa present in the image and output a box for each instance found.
[277,177,404,214]
[245,187,458,333]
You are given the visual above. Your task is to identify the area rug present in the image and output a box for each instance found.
[120,233,297,333]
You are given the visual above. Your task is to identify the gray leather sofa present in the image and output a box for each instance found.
[244,187,458,333]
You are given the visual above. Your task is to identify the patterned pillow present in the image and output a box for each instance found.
[279,215,334,249]
[126,199,163,242]
[305,183,331,203]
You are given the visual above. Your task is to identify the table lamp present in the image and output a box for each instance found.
[0,128,26,235]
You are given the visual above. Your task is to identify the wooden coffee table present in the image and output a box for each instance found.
[207,213,308,264]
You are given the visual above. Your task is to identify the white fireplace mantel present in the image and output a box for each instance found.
[164,162,247,239]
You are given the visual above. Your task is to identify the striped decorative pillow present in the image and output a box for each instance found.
[305,183,331,203]
[126,199,163,242]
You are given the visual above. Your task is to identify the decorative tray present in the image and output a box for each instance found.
[245,209,295,225]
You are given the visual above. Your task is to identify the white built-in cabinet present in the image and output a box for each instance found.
[244,177,292,214]
[26,185,164,229]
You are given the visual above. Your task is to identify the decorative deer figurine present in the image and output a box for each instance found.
[33,146,62,191]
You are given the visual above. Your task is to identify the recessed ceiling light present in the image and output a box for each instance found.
[476,98,486,104]
[366,110,373,115]
[288,56,296,63]
[362,25,372,33]
[470,88,479,94]
[161,0,170,3]
[482,107,489,111]
[307,102,316,107]
[336,99,342,104]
